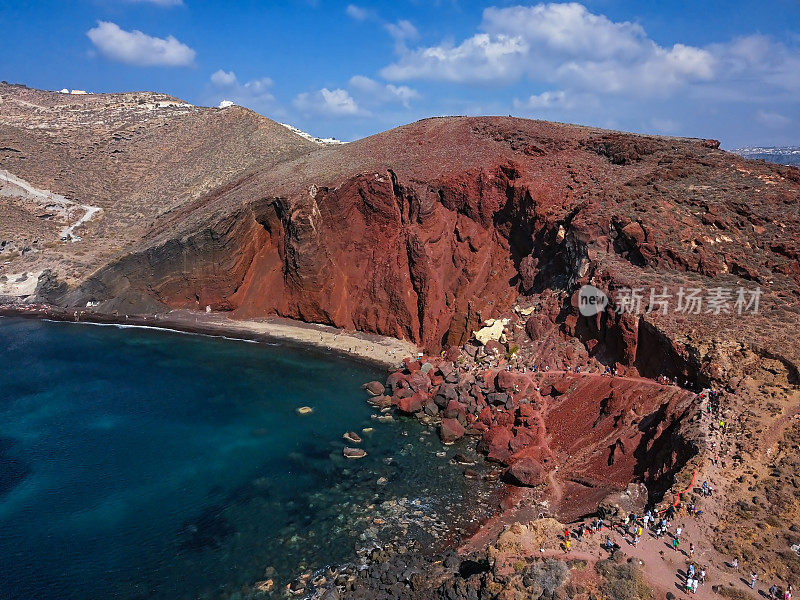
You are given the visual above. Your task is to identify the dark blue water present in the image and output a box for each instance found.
[0,317,493,600]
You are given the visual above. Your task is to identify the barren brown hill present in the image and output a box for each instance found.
[0,82,317,286]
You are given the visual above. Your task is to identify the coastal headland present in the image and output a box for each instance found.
[2,82,800,599]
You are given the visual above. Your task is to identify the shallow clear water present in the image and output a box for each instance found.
[0,317,493,600]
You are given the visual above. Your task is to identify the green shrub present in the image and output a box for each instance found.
[595,558,652,600]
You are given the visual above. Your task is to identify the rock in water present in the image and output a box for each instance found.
[363,381,385,396]
[439,418,466,444]
[254,580,274,593]
[343,431,362,444]
[295,406,313,415]
[451,453,475,465]
[343,447,367,459]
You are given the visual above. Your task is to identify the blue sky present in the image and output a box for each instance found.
[1,0,799,147]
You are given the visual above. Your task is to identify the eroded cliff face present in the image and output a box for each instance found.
[66,118,800,377]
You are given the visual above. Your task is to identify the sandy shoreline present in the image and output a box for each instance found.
[0,305,420,370]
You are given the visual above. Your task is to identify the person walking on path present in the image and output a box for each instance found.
[675,525,683,539]
[673,537,680,552]
[751,573,759,589]
[770,584,779,600]
[692,579,699,594]
[731,557,739,571]
[689,542,695,558]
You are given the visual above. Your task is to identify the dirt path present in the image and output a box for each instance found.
[559,394,765,599]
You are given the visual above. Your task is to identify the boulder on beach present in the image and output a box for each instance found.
[395,394,424,414]
[343,447,367,459]
[439,418,466,444]
[504,457,547,487]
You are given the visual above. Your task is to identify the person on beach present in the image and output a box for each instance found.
[692,579,698,594]
[673,537,680,552]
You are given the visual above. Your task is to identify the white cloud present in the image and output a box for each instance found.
[513,90,569,110]
[293,88,364,116]
[210,69,238,87]
[755,110,792,129]
[86,21,195,67]
[385,19,419,52]
[381,3,715,97]
[385,19,418,42]
[348,75,419,108]
[384,33,527,84]
[345,4,371,21]
[207,70,276,109]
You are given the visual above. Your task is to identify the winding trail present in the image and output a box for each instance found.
[0,168,101,241]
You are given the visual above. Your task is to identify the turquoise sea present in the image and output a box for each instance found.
[0,317,492,599]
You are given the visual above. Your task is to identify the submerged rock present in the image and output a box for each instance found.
[296,406,314,415]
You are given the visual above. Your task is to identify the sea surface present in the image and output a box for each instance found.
[0,317,493,600]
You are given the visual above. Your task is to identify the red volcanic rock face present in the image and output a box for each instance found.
[76,117,800,378]
[380,352,697,519]
[505,458,547,487]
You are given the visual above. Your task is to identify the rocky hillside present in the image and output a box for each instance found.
[31,111,795,383]
[3,84,799,383]
[0,82,317,286]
